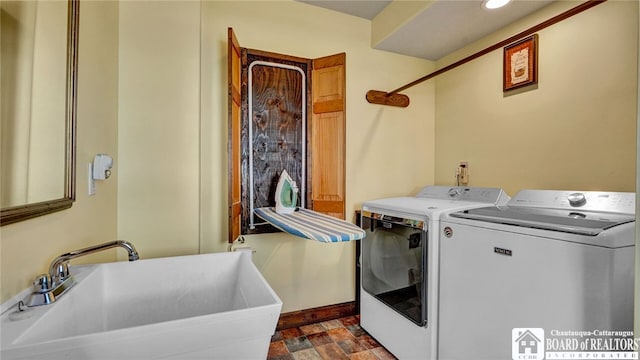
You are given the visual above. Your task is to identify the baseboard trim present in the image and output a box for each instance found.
[276,301,357,330]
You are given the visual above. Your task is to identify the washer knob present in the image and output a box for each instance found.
[568,193,586,207]
[448,188,461,198]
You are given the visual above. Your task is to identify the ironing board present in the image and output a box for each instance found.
[254,207,365,243]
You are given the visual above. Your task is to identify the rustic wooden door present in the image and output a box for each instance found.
[311,53,346,220]
[228,29,347,240]
[228,28,242,243]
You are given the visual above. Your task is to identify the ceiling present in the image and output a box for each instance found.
[298,0,393,19]
[297,0,554,60]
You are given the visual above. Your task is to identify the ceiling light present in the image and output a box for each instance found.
[483,0,511,10]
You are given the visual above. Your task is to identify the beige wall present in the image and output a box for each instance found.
[117,0,435,313]
[28,1,67,203]
[0,0,434,311]
[1,1,36,206]
[1,1,120,303]
[201,1,435,312]
[0,1,67,207]
[636,0,640,336]
[434,0,637,196]
[2,0,636,318]
[117,1,201,259]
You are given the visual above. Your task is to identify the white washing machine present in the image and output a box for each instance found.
[360,186,510,360]
[439,190,635,360]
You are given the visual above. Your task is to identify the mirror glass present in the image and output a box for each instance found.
[0,0,78,225]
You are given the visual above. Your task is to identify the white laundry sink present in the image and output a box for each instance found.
[1,251,282,359]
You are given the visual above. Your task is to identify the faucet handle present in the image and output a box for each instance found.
[51,262,70,284]
[33,274,52,293]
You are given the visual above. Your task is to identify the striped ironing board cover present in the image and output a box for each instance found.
[254,207,365,243]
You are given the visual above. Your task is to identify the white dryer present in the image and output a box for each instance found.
[360,186,510,360]
[439,190,635,360]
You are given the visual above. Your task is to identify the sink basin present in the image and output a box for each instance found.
[1,251,282,359]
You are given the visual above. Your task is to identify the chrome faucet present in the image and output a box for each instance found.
[25,240,139,307]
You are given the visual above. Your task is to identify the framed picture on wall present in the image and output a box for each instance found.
[503,34,538,92]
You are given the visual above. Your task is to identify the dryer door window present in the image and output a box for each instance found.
[361,214,427,326]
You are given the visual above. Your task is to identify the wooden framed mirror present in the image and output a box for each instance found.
[0,0,79,225]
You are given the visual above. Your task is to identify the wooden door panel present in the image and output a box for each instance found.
[228,28,242,243]
[311,53,345,219]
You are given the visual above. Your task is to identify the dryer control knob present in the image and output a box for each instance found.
[568,192,586,207]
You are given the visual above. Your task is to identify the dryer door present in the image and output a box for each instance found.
[361,212,427,326]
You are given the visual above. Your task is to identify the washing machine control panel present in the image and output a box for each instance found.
[510,190,635,214]
[415,185,509,204]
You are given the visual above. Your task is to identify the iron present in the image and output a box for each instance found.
[275,169,298,214]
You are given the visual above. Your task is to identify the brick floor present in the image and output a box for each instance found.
[268,315,397,360]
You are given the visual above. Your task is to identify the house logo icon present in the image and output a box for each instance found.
[512,328,544,360]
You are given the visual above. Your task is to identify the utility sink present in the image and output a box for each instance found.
[1,251,282,359]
